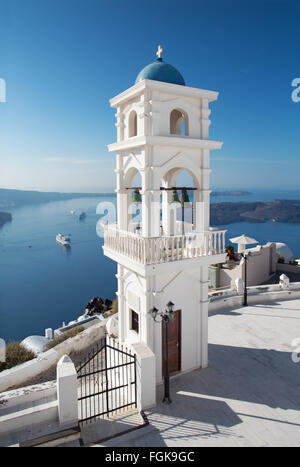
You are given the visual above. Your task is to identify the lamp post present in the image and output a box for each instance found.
[240,252,251,306]
[149,301,175,403]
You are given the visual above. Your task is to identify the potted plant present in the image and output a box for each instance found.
[226,245,235,261]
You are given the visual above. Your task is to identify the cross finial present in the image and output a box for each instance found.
[156,45,163,59]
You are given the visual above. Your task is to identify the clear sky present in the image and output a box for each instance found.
[0,0,299,193]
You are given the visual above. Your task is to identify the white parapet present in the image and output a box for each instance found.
[0,320,107,393]
[104,223,226,266]
[56,355,78,427]
[131,343,156,411]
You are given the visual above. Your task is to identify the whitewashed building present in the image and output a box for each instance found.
[103,47,226,383]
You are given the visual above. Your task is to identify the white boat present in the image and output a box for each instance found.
[56,233,71,246]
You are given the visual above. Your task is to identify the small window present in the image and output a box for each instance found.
[131,309,139,333]
[129,110,137,137]
[170,109,189,136]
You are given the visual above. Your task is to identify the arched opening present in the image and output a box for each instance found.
[128,110,138,137]
[128,170,142,233]
[161,168,197,236]
[170,109,189,136]
[174,170,194,229]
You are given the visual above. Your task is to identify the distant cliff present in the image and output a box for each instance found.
[0,188,113,209]
[211,190,251,197]
[0,188,251,210]
[0,211,12,227]
[211,200,300,225]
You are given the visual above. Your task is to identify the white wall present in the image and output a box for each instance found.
[219,243,277,288]
[0,321,107,393]
[0,381,58,444]
[277,263,300,274]
[120,264,208,384]
[0,356,79,445]
[131,342,156,410]
[153,271,199,383]
[209,282,300,313]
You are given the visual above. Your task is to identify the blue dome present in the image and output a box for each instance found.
[135,58,185,86]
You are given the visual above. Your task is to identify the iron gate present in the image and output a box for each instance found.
[77,336,137,424]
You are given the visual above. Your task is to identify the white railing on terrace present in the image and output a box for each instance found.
[103,224,226,265]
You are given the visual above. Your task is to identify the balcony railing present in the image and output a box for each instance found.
[103,224,226,266]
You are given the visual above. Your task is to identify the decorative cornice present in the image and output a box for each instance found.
[110,79,219,108]
[108,135,223,153]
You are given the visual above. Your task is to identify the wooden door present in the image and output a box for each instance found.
[162,309,181,375]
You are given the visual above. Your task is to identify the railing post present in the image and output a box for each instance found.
[104,340,109,416]
[57,355,78,427]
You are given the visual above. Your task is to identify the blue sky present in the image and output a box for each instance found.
[0,0,299,192]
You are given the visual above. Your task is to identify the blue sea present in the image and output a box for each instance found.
[1,189,300,341]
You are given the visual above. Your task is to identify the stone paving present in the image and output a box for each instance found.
[103,299,300,447]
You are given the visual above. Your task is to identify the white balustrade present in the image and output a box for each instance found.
[103,224,226,266]
[175,220,194,235]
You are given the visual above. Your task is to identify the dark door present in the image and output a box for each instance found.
[162,309,181,375]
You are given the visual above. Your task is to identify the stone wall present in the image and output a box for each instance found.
[209,281,300,313]
[0,320,107,393]
[216,242,277,289]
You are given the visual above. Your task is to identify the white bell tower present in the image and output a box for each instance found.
[103,47,226,383]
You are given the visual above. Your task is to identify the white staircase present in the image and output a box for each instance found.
[0,387,59,447]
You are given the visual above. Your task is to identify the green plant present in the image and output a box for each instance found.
[46,326,84,350]
[289,258,298,265]
[226,245,235,260]
[105,298,118,318]
[0,342,35,372]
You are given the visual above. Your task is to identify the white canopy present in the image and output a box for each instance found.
[230,234,258,245]
[229,234,258,253]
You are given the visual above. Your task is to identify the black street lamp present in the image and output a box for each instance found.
[240,252,251,306]
[149,301,175,403]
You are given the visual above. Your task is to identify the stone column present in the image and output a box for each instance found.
[117,264,126,343]
[115,106,124,142]
[199,266,209,368]
[200,99,211,139]
[131,342,156,410]
[57,355,78,427]
[141,162,152,237]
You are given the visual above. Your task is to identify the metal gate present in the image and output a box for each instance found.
[77,336,137,424]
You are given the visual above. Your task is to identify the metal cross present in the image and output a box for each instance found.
[156,45,163,59]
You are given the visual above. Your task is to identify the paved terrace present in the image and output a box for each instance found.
[103,298,300,447]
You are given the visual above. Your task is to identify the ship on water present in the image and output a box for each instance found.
[56,233,71,246]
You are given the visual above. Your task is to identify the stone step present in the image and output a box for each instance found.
[19,426,81,447]
[0,398,58,438]
[0,383,56,414]
[0,389,57,418]
[80,409,147,446]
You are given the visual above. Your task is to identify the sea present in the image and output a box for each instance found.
[1,188,300,342]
